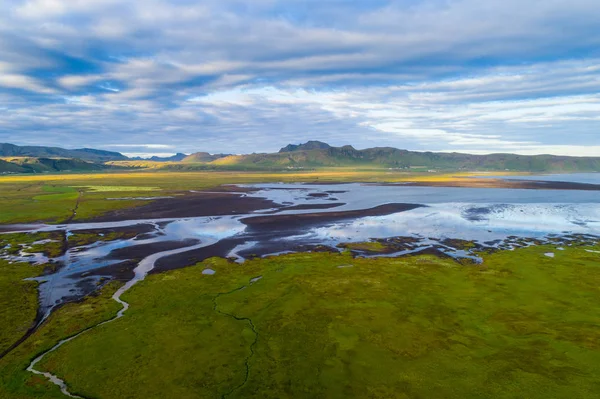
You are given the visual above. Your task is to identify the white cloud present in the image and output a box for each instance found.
[0,74,56,93]
[58,75,103,89]
[1,0,599,155]
[105,144,175,149]
[121,152,178,158]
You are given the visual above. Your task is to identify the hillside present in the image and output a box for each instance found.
[1,157,113,173]
[182,152,231,163]
[2,141,600,174]
[130,153,188,162]
[0,159,27,174]
[0,143,127,162]
[198,141,600,172]
[279,140,332,152]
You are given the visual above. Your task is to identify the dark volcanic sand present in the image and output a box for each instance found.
[109,203,427,273]
[153,203,426,271]
[78,259,139,281]
[73,224,158,236]
[278,203,345,211]
[153,237,247,273]
[107,239,200,260]
[240,203,426,231]
[86,191,281,222]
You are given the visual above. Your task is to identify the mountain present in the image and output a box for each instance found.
[279,140,332,153]
[0,143,127,162]
[152,153,187,162]
[0,159,27,174]
[182,152,231,163]
[206,141,600,172]
[2,141,600,174]
[1,157,112,173]
[130,153,188,162]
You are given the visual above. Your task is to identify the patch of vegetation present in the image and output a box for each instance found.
[0,231,73,357]
[27,240,64,259]
[0,259,44,356]
[26,244,600,399]
[440,238,478,250]
[338,240,389,253]
[68,231,137,247]
[74,185,161,192]
[0,232,65,258]
[0,282,123,399]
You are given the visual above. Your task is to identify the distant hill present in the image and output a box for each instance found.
[2,141,600,174]
[0,143,127,162]
[279,140,332,153]
[1,157,112,173]
[0,159,27,174]
[182,152,231,163]
[203,141,600,172]
[130,153,188,162]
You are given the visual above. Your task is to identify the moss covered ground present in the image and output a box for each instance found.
[1,170,597,398]
[0,259,44,357]
[0,282,123,399]
[8,243,596,399]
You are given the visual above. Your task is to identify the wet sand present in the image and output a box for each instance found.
[3,176,600,367]
[106,239,200,261]
[153,237,247,273]
[3,178,600,329]
[240,203,426,231]
[51,178,600,225]
[86,191,281,222]
[278,203,344,211]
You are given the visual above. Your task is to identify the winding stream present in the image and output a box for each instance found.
[1,179,599,396]
[26,235,220,398]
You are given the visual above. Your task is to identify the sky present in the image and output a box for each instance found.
[0,0,599,158]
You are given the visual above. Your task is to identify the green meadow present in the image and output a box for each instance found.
[1,242,599,398]
[1,170,600,399]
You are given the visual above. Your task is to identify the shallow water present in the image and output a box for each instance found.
[12,177,599,396]
[479,172,600,185]
[2,180,600,318]
[21,216,245,319]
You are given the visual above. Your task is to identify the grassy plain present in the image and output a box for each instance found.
[0,259,43,357]
[0,282,123,399]
[2,168,592,399]
[22,244,600,399]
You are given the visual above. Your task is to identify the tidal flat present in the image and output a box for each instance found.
[1,171,600,398]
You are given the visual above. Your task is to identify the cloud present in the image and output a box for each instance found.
[0,0,599,155]
[106,144,175,149]
[0,74,56,93]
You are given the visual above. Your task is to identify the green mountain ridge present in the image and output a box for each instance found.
[0,157,113,174]
[1,141,600,174]
[0,143,127,162]
[0,159,28,174]
[182,152,231,163]
[195,141,600,172]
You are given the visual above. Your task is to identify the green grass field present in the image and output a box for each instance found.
[0,244,592,399]
[0,281,123,399]
[2,169,599,399]
[0,259,44,357]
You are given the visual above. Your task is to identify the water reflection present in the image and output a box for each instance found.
[2,182,600,318]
